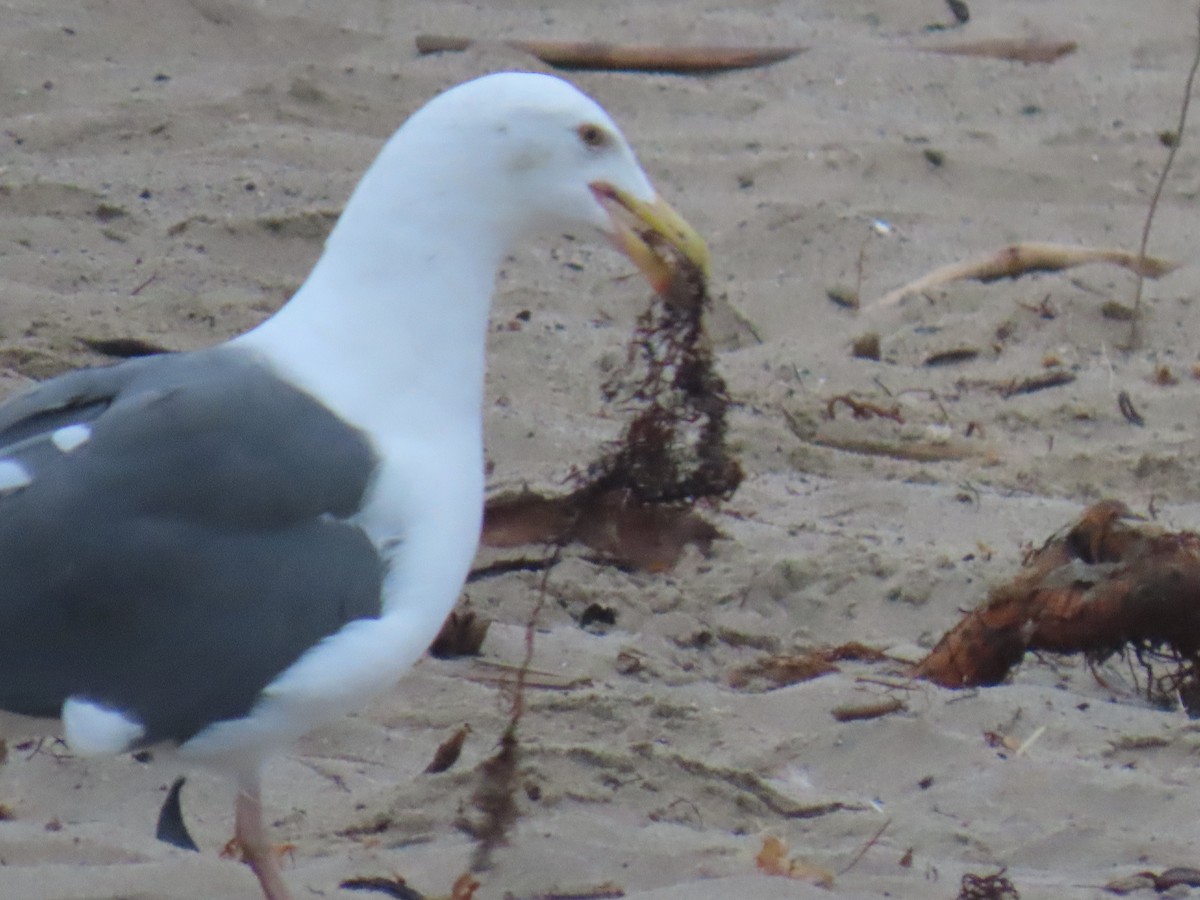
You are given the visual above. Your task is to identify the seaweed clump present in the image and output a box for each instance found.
[482,252,741,572]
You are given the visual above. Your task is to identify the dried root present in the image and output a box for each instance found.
[914,500,1200,694]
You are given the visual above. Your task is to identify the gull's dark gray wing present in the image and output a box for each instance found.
[0,347,384,746]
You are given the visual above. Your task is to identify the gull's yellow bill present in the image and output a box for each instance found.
[591,182,710,294]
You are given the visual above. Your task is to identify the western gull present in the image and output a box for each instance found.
[0,71,707,900]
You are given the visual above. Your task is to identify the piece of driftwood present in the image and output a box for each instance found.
[914,500,1200,689]
[415,35,803,73]
[482,489,720,573]
[830,697,906,722]
[871,243,1179,310]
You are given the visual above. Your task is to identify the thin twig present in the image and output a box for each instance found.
[1130,3,1200,347]
[837,817,891,875]
[467,544,561,872]
[854,237,869,301]
[466,555,558,582]
[130,271,159,296]
[512,546,561,723]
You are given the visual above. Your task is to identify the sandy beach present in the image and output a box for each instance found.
[5,1,1200,897]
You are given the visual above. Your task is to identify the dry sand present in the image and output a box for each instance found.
[4,0,1200,897]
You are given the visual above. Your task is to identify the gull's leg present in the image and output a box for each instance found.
[234,769,294,900]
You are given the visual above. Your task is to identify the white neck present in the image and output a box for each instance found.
[234,135,515,441]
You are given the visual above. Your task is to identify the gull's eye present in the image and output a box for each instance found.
[577,123,609,149]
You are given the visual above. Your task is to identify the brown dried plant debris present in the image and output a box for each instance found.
[1101,300,1137,322]
[423,724,472,775]
[463,560,553,873]
[913,500,1200,691]
[729,642,889,690]
[923,347,980,367]
[870,242,1179,310]
[340,876,426,900]
[830,697,906,722]
[1153,365,1179,386]
[340,873,480,900]
[921,38,1076,65]
[506,884,625,900]
[825,394,904,424]
[755,835,836,888]
[591,256,743,504]
[481,253,739,572]
[1106,867,1200,895]
[484,489,720,574]
[997,370,1075,398]
[958,869,1020,900]
[428,608,490,658]
[850,331,881,360]
[826,285,860,310]
[447,873,481,900]
[460,725,520,871]
[1117,391,1145,427]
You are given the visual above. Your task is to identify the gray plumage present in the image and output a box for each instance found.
[0,347,384,746]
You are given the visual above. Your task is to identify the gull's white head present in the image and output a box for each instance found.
[334,71,708,295]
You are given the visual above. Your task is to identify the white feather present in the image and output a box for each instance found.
[62,697,144,756]
[0,459,31,494]
[51,423,92,453]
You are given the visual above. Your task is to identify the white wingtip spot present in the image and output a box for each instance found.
[62,697,145,756]
[0,459,32,495]
[51,423,92,453]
